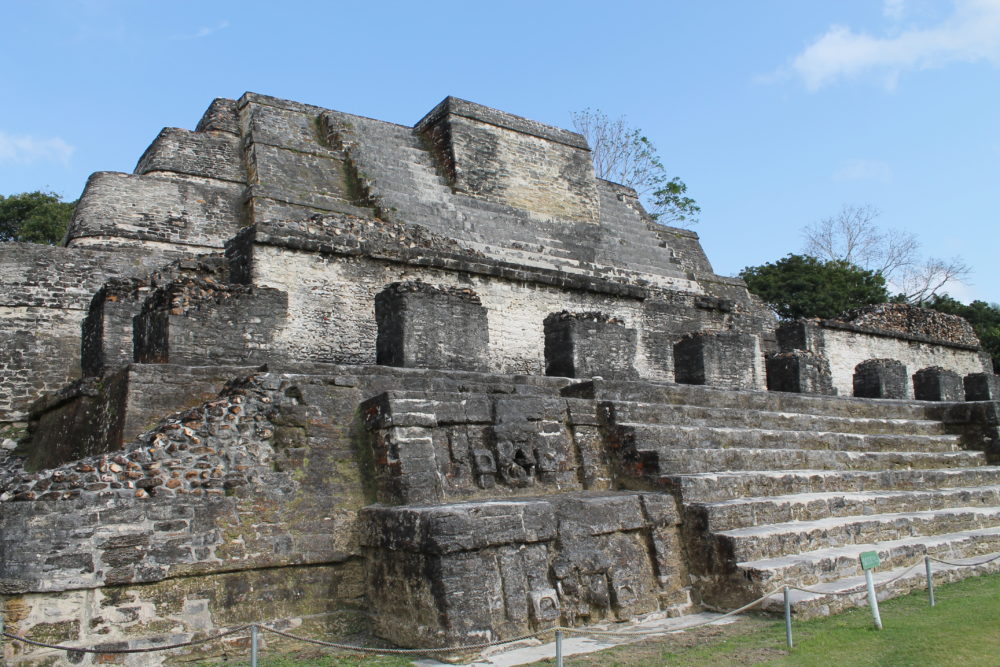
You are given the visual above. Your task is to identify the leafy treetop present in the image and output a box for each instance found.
[0,191,76,245]
[739,254,889,321]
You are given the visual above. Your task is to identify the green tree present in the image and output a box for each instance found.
[925,294,1000,372]
[740,254,889,320]
[0,191,75,245]
[571,109,700,227]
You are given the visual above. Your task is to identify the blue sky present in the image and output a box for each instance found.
[2,0,997,303]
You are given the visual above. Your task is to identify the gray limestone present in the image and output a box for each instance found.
[1,91,1000,664]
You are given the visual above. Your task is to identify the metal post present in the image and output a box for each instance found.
[925,556,936,607]
[250,624,258,667]
[864,569,883,630]
[783,586,793,649]
[555,629,563,667]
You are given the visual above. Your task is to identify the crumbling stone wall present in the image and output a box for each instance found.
[0,243,171,422]
[778,315,990,398]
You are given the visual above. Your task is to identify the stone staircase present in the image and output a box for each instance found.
[589,380,1000,618]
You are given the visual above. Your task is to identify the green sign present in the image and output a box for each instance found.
[859,551,881,570]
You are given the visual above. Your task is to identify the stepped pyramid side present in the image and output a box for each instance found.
[0,93,997,664]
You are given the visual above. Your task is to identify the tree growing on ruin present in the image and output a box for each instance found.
[0,191,75,245]
[740,254,889,320]
[802,204,970,305]
[571,109,700,227]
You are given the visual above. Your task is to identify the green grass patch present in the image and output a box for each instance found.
[527,572,1000,666]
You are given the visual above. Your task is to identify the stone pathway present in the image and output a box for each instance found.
[414,612,739,667]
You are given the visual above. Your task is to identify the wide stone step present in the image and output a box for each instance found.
[662,468,1000,503]
[759,549,1000,619]
[607,401,949,436]
[578,381,939,421]
[691,485,1000,531]
[645,447,985,475]
[621,423,959,454]
[741,526,1000,594]
[715,506,1000,563]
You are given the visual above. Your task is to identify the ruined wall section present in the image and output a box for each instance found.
[66,97,247,253]
[779,316,991,398]
[324,105,702,294]
[238,93,377,224]
[0,244,176,423]
[416,96,600,224]
[231,214,767,381]
[0,371,373,661]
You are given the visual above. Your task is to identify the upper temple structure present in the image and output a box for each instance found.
[1,93,999,664]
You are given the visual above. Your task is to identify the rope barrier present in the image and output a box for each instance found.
[0,588,784,657]
[258,625,543,654]
[5,551,1000,659]
[0,625,251,654]
[928,553,1000,567]
[790,560,925,597]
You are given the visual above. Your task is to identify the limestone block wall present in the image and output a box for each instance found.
[361,391,593,505]
[252,243,652,377]
[361,492,687,647]
[135,128,245,183]
[67,171,244,251]
[416,97,599,224]
[0,244,172,422]
[780,320,991,398]
[1,370,383,662]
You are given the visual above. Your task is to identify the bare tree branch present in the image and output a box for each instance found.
[801,203,971,304]
[895,257,973,305]
[571,109,699,227]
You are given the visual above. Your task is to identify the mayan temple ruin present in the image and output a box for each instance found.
[1,92,999,664]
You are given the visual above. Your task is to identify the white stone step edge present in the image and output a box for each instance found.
[740,525,1000,579]
[760,549,1000,615]
[717,504,1000,542]
[697,484,1000,519]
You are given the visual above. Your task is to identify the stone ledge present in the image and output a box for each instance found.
[243,218,649,300]
[818,319,981,351]
[415,96,589,150]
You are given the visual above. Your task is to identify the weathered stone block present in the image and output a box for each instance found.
[415,97,599,224]
[375,282,489,372]
[673,331,761,390]
[913,366,964,402]
[853,358,908,399]
[133,281,287,366]
[766,350,836,395]
[544,311,638,380]
[965,372,1000,401]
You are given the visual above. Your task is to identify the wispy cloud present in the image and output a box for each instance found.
[834,159,893,183]
[788,0,1000,90]
[0,132,75,166]
[883,0,908,21]
[172,20,230,40]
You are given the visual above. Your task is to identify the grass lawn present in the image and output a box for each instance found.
[198,572,1000,666]
[527,571,1000,666]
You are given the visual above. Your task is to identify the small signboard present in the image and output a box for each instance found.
[859,551,881,570]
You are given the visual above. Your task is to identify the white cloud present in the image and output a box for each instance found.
[883,0,907,21]
[833,159,893,182]
[791,0,1000,90]
[173,20,230,40]
[0,132,75,166]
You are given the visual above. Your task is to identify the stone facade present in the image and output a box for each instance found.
[1,92,998,664]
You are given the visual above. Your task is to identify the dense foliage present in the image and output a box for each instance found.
[0,191,75,245]
[740,254,889,320]
[925,294,1000,372]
